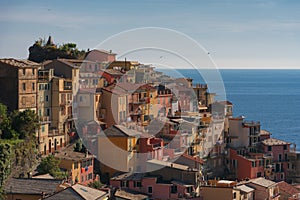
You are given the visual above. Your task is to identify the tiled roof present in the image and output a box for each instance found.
[114,189,149,200]
[103,125,142,137]
[0,58,40,68]
[90,49,117,55]
[44,184,108,200]
[111,172,145,181]
[262,138,290,146]
[55,144,93,161]
[236,184,255,193]
[248,177,276,188]
[100,69,124,76]
[4,178,62,195]
[146,159,194,171]
[277,181,299,195]
[260,130,271,136]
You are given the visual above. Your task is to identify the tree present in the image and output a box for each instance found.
[10,109,40,139]
[37,155,60,175]
[88,180,104,189]
[74,139,87,153]
[0,103,16,139]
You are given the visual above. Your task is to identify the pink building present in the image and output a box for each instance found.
[261,138,290,181]
[228,148,265,181]
[85,49,116,62]
[110,170,201,199]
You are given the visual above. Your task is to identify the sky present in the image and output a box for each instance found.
[0,0,300,69]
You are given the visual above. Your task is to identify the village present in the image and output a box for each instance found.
[0,37,300,200]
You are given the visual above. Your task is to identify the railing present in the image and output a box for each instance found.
[48,129,61,137]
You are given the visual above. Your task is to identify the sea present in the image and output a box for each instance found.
[157,69,300,151]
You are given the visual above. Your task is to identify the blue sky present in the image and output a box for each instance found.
[1,0,300,68]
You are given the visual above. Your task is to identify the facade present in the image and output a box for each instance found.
[98,125,141,177]
[0,58,40,112]
[55,146,95,185]
[244,177,280,200]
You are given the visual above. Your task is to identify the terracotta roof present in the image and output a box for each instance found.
[248,177,276,188]
[4,178,62,195]
[277,181,300,195]
[262,138,290,146]
[0,58,40,68]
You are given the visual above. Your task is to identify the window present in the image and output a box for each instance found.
[32,68,35,75]
[171,185,177,193]
[121,181,129,187]
[284,145,287,150]
[45,95,49,102]
[233,192,237,199]
[148,186,153,194]
[134,181,142,187]
[257,172,262,177]
[268,146,272,151]
[22,83,26,91]
[279,154,282,161]
[88,173,92,180]
[46,108,50,116]
[23,68,26,75]
[32,82,35,91]
[42,125,45,132]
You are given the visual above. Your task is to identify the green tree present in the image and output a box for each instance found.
[0,103,16,139]
[10,109,40,139]
[88,180,103,189]
[0,143,12,195]
[74,139,87,153]
[37,155,60,176]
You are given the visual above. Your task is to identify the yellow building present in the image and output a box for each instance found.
[201,180,242,200]
[98,125,141,177]
[55,145,95,185]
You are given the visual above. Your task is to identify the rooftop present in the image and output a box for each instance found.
[236,184,255,193]
[248,177,276,188]
[114,189,149,200]
[0,58,40,68]
[55,144,93,161]
[262,138,290,146]
[277,181,300,196]
[4,178,62,195]
[103,125,142,137]
[146,159,194,171]
[44,183,108,200]
[260,129,271,136]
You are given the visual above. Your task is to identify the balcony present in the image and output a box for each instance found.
[48,129,61,137]
[39,116,51,124]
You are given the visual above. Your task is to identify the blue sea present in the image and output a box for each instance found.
[158,69,300,151]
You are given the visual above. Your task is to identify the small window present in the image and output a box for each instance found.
[284,145,287,150]
[148,186,153,194]
[42,125,45,132]
[268,146,272,151]
[32,82,35,91]
[32,68,35,75]
[23,68,26,75]
[22,83,26,91]
[45,95,49,102]
[233,192,237,199]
